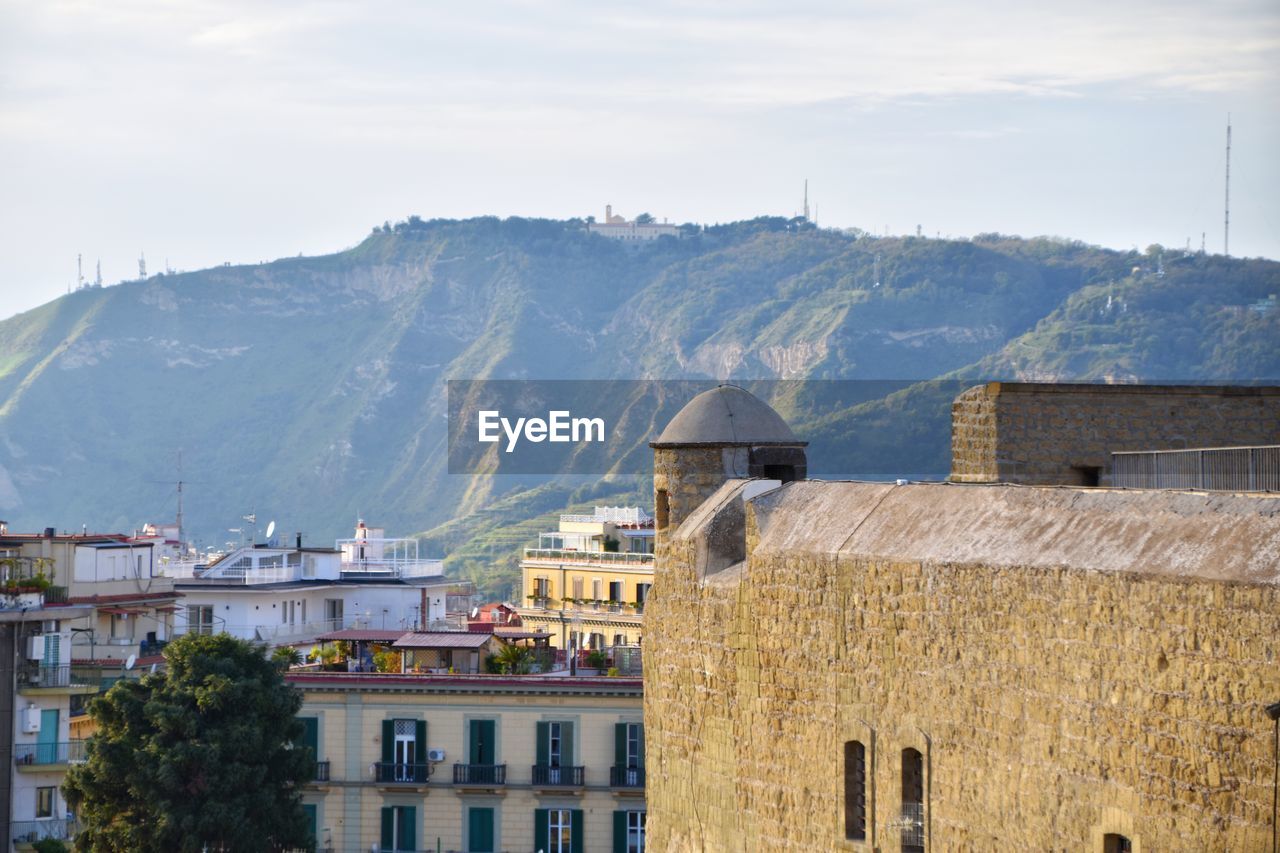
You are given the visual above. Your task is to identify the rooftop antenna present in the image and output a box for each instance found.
[77,254,84,289]
[803,179,810,222]
[94,259,102,287]
[138,252,147,280]
[1224,114,1231,257]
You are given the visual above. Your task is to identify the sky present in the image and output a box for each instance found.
[1,0,1277,320]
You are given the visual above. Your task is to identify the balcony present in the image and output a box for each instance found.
[313,760,331,783]
[15,741,87,769]
[373,761,431,785]
[453,763,507,787]
[11,818,77,846]
[17,664,95,694]
[523,548,654,566]
[610,765,645,788]
[531,764,584,787]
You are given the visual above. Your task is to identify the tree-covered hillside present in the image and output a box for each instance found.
[0,216,1275,597]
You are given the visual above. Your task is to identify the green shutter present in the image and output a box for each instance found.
[637,725,645,769]
[612,810,627,853]
[382,719,394,763]
[381,807,394,850]
[415,720,427,764]
[536,722,549,765]
[468,806,495,853]
[570,809,584,853]
[471,719,495,765]
[615,723,627,768]
[399,805,416,852]
[561,721,574,768]
[301,717,319,767]
[303,804,317,844]
[534,809,549,851]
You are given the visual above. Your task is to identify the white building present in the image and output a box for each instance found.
[586,205,680,241]
[167,522,450,647]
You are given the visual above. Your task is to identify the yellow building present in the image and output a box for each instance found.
[287,671,646,853]
[516,508,654,652]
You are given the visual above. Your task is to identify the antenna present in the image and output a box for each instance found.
[803,179,809,222]
[1224,114,1231,257]
[94,259,102,287]
[77,254,84,289]
[138,252,147,280]
[873,253,881,288]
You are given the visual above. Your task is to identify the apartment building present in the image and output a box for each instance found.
[287,671,646,853]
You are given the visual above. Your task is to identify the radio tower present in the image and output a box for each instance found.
[803,180,810,222]
[1224,115,1231,257]
[138,252,147,280]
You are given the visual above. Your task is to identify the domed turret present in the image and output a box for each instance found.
[650,385,807,534]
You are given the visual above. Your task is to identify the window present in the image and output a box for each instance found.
[609,581,624,604]
[187,605,214,635]
[36,786,55,818]
[536,720,576,784]
[592,578,602,601]
[573,577,584,600]
[614,722,644,786]
[901,748,924,853]
[380,805,416,852]
[534,808,582,853]
[1103,834,1133,853]
[324,599,343,630]
[635,583,651,612]
[110,613,133,641]
[469,719,496,766]
[844,740,867,840]
[613,810,646,853]
[468,806,495,853]
[380,718,427,783]
[655,489,669,529]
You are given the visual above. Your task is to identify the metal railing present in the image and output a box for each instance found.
[15,741,87,766]
[610,765,645,787]
[313,760,331,782]
[531,764,584,786]
[339,559,443,579]
[896,802,925,851]
[1112,445,1280,491]
[10,818,77,843]
[523,548,654,566]
[373,761,431,784]
[18,664,93,689]
[43,585,69,604]
[453,763,507,785]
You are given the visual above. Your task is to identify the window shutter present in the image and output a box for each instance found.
[536,721,549,765]
[399,805,416,852]
[303,804,317,845]
[570,809,585,853]
[382,719,394,764]
[468,807,495,853]
[615,723,627,768]
[415,720,427,762]
[637,724,645,769]
[561,721,575,768]
[381,807,394,850]
[534,809,549,851]
[612,810,627,853]
[471,719,495,765]
[300,716,319,755]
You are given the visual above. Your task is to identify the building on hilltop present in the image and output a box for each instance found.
[516,507,655,655]
[586,206,680,241]
[642,383,1280,851]
[286,670,646,853]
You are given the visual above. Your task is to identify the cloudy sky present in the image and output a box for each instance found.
[2,0,1277,318]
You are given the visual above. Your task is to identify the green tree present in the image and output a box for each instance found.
[63,634,314,853]
[491,643,534,674]
[635,212,655,224]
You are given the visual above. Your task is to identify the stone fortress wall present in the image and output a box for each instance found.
[644,383,1280,852]
[950,383,1280,486]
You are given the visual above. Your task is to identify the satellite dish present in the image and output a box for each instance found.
[470,607,479,618]
[266,520,276,540]
[125,654,137,671]
[149,663,158,674]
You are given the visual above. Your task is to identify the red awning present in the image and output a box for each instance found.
[98,607,149,616]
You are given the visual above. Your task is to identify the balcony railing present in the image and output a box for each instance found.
[523,548,654,566]
[313,760,331,782]
[18,664,93,690]
[373,761,431,784]
[43,585,69,604]
[453,763,507,786]
[610,765,645,787]
[10,818,77,844]
[15,741,87,766]
[531,764,584,786]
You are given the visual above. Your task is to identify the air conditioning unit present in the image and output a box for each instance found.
[426,748,446,762]
[26,635,45,660]
[22,705,41,734]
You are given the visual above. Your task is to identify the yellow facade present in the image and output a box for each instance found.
[290,673,646,853]
[517,554,653,650]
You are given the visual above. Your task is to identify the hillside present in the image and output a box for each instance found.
[1,217,1276,596]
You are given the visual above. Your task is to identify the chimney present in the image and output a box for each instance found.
[296,532,303,549]
[43,527,55,539]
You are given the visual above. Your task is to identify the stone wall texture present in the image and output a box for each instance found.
[643,479,1280,852]
[950,383,1280,485]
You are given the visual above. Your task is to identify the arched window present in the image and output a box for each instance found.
[844,740,867,840]
[1103,834,1133,853]
[901,748,924,853]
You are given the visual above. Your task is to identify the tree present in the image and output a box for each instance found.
[635,212,655,224]
[491,643,534,674]
[63,634,315,852]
